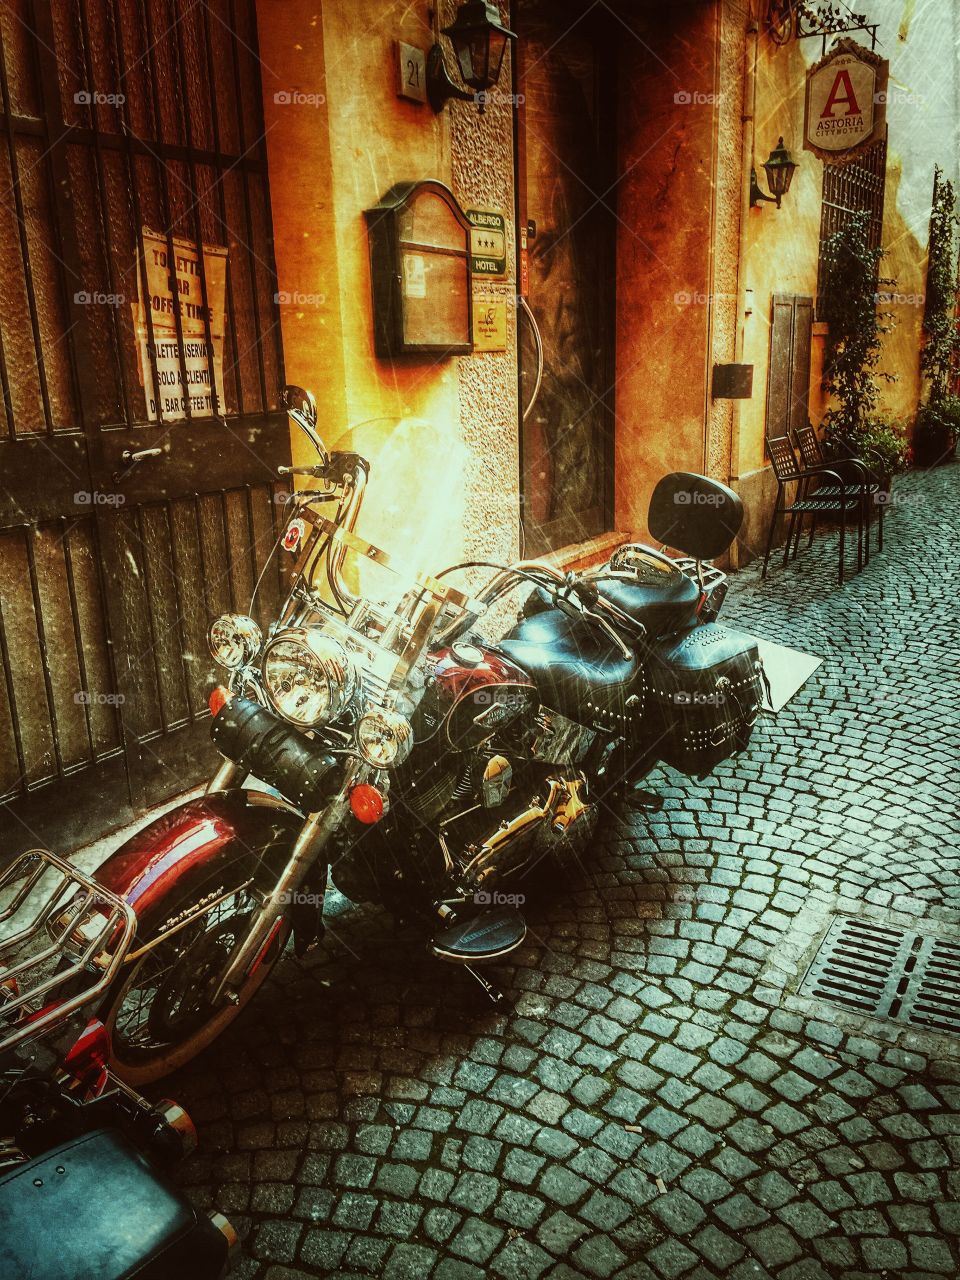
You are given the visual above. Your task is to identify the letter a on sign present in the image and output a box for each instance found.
[820,69,861,118]
[803,39,888,162]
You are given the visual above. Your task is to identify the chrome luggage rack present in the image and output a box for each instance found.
[0,849,136,1054]
[672,556,727,591]
[604,543,728,592]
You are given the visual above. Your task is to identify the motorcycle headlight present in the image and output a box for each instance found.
[261,628,357,727]
[356,708,413,768]
[208,614,262,670]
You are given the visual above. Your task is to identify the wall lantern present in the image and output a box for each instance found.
[750,137,799,208]
[427,1,517,114]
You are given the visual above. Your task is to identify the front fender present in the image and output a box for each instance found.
[92,791,304,937]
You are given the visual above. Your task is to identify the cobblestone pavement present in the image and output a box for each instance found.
[169,464,960,1280]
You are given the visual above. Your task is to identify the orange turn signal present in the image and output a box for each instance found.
[350,783,384,824]
[208,685,232,718]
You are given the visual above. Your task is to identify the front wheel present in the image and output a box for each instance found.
[99,884,290,1087]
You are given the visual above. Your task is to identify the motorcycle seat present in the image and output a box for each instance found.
[496,608,639,724]
[588,565,700,638]
[0,1127,227,1280]
[521,561,699,641]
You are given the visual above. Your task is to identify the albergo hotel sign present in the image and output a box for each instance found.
[803,38,889,163]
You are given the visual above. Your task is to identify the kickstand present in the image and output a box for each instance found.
[625,783,665,811]
[463,965,505,1006]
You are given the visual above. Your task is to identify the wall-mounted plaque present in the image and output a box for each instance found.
[365,181,473,357]
[466,207,507,278]
[396,41,427,104]
[472,291,507,351]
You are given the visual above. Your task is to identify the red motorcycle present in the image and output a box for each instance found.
[0,848,237,1278]
[83,386,764,1083]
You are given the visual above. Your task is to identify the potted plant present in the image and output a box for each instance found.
[913,394,960,466]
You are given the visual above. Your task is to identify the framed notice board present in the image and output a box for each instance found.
[365,180,474,357]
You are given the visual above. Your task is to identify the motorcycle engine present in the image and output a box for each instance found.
[328,753,472,904]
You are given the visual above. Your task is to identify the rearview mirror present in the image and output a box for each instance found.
[283,385,328,464]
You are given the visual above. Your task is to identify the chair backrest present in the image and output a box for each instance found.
[648,472,744,561]
[766,435,801,483]
[794,424,824,470]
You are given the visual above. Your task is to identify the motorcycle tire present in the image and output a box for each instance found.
[98,881,291,1087]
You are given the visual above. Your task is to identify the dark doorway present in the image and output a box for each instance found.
[0,0,288,853]
[514,0,616,556]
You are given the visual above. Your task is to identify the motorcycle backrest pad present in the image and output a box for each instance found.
[648,472,744,561]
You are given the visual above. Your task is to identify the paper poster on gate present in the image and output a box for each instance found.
[132,228,228,421]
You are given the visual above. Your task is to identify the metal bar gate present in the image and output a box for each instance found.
[0,0,289,853]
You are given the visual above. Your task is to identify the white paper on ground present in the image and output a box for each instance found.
[756,637,823,713]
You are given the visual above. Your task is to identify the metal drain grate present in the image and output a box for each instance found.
[800,917,960,1035]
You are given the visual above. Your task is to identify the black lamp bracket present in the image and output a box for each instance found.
[427,43,474,113]
[749,167,779,208]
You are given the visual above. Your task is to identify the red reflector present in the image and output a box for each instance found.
[350,783,384,824]
[249,916,286,977]
[209,685,232,718]
[63,1018,111,1094]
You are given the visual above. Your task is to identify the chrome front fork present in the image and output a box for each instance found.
[210,757,361,1002]
[206,758,240,794]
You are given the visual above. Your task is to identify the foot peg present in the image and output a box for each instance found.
[430,905,526,963]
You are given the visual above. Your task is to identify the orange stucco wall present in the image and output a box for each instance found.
[257,0,521,587]
[255,1,956,575]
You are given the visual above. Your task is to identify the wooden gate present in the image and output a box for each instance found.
[0,0,289,853]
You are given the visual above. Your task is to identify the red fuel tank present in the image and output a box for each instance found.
[412,643,537,749]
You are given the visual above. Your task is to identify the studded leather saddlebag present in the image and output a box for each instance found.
[642,623,765,778]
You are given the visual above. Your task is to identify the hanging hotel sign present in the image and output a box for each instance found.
[133,228,228,421]
[803,39,888,164]
[466,207,507,278]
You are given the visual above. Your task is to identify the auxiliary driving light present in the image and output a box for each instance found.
[356,708,414,768]
[207,613,262,670]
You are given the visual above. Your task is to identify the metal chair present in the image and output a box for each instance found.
[762,435,863,585]
[793,423,886,554]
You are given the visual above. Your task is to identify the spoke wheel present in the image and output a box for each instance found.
[102,888,289,1086]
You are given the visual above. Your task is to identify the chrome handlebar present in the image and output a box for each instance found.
[281,384,369,612]
[437,559,635,660]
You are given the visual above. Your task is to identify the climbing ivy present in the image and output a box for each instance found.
[819,209,901,465]
[920,165,960,403]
